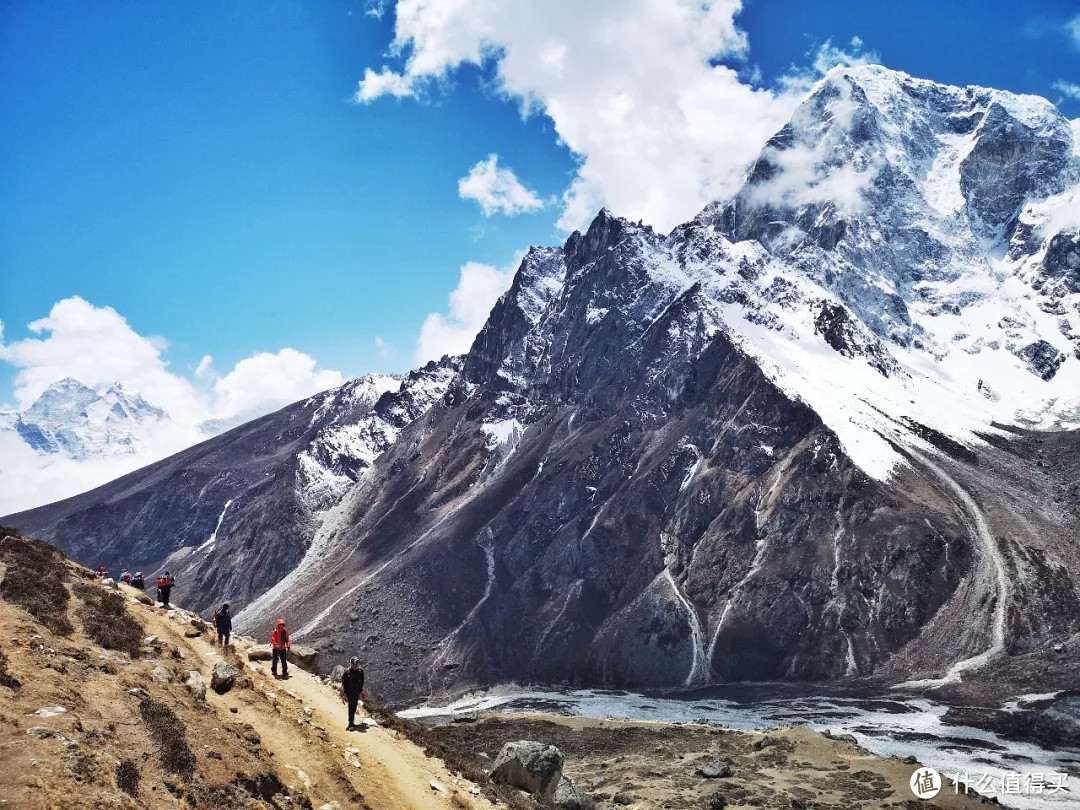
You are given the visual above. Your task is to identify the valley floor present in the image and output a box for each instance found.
[428,714,988,810]
[0,549,1014,810]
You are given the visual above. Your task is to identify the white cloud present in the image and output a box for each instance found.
[194,354,215,378]
[1053,80,1080,101]
[458,154,543,215]
[0,297,207,421]
[745,77,877,213]
[212,349,343,421]
[0,297,347,512]
[354,67,419,102]
[0,297,343,425]
[416,259,516,361]
[355,0,810,232]
[0,430,187,515]
[1067,14,1080,50]
[778,37,880,95]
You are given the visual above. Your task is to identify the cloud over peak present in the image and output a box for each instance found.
[458,154,543,216]
[356,0,804,233]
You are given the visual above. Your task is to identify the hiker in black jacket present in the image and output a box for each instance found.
[341,657,365,730]
[212,603,232,649]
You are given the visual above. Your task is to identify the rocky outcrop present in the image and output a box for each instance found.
[490,741,564,799]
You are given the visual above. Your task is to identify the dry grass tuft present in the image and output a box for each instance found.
[116,759,140,796]
[0,649,20,690]
[0,529,74,635]
[138,696,196,776]
[72,581,143,658]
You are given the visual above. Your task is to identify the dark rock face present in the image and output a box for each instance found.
[814,301,897,375]
[959,102,1072,237]
[1042,233,1080,295]
[1032,696,1080,748]
[1018,340,1066,381]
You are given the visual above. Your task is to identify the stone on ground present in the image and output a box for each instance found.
[210,661,240,694]
[697,760,733,778]
[554,775,591,810]
[151,664,173,684]
[490,740,564,800]
[185,671,207,701]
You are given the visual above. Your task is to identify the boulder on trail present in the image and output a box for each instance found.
[210,661,241,694]
[102,577,118,590]
[328,664,346,682]
[247,643,318,671]
[185,671,207,701]
[490,740,564,800]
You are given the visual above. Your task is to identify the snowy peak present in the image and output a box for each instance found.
[295,358,462,514]
[2,378,168,460]
[728,64,1073,248]
[456,65,1080,480]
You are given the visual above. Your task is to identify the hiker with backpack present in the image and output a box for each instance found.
[270,618,290,679]
[340,657,366,730]
[156,571,175,608]
[212,603,232,649]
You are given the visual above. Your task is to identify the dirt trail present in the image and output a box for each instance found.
[130,587,496,810]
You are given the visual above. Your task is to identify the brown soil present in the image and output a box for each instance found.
[0,547,499,810]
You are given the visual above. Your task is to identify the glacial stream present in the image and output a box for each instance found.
[401,685,1080,809]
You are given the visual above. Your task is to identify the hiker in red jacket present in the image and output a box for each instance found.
[271,618,290,679]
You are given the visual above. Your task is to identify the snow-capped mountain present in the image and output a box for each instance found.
[0,378,168,460]
[8,66,1080,705]
[5,360,460,611]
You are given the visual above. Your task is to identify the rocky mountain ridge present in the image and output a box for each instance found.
[7,65,1080,704]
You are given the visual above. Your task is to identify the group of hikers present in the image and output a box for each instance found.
[98,564,367,730]
[215,610,366,728]
[96,565,173,607]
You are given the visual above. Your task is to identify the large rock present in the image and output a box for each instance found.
[1033,695,1080,748]
[490,741,564,800]
[151,664,173,684]
[185,671,207,701]
[210,661,241,694]
[554,776,591,810]
[246,644,318,670]
[697,760,733,779]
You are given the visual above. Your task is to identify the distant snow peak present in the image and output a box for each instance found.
[0,377,168,461]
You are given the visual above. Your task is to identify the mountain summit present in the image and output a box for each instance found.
[7,66,1080,703]
[0,378,168,460]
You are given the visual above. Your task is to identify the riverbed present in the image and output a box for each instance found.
[402,684,1080,808]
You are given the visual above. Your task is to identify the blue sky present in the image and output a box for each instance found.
[2,0,1078,409]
